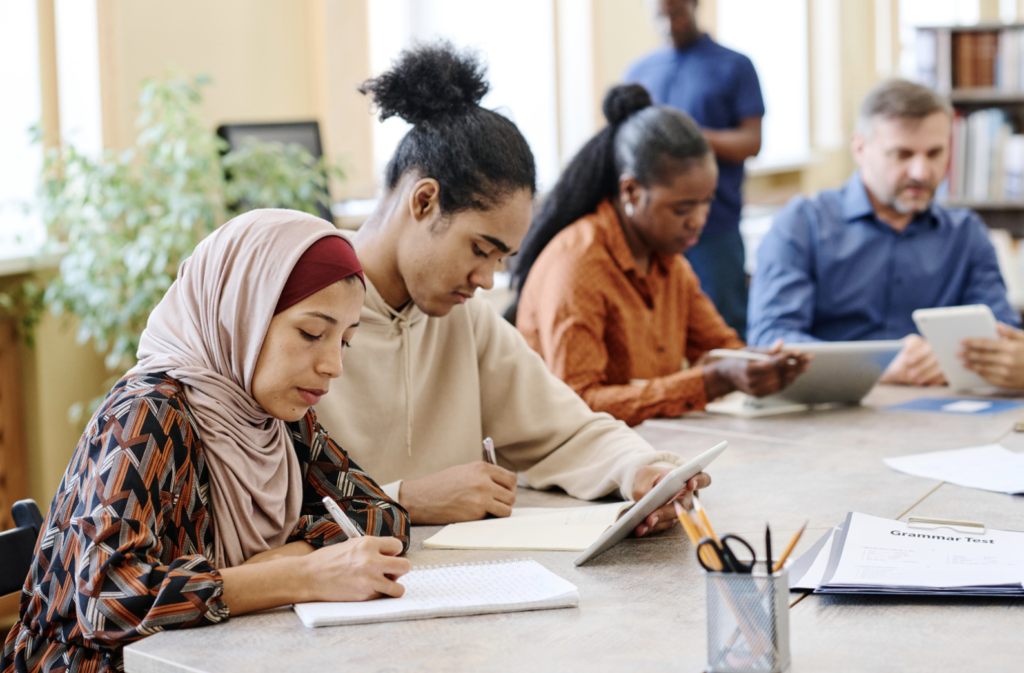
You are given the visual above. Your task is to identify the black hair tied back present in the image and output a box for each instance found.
[360,43,489,126]
[602,84,654,126]
[359,41,536,215]
[512,84,652,292]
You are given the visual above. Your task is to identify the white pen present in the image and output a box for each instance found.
[707,349,772,362]
[483,437,497,465]
[322,495,364,539]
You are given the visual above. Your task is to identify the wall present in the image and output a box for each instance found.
[98,0,376,199]
[591,0,663,129]
[99,0,320,151]
[19,311,109,506]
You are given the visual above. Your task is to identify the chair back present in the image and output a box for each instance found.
[0,500,42,596]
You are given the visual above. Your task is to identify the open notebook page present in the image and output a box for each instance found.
[422,501,634,551]
[293,558,579,627]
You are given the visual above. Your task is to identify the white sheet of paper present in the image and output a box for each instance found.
[883,443,1024,494]
[790,528,837,590]
[940,400,993,413]
[423,502,634,551]
[826,513,1024,589]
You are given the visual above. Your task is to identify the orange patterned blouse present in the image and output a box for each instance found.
[2,372,408,673]
[518,199,744,426]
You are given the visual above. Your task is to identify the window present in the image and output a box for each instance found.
[367,0,561,192]
[717,0,810,168]
[0,0,44,259]
[54,0,103,154]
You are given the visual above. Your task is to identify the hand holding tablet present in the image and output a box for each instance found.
[958,322,1024,390]
[574,441,727,566]
[913,305,999,390]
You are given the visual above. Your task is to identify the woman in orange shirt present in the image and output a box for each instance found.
[514,85,809,426]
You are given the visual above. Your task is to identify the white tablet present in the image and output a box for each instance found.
[573,441,727,566]
[912,305,998,391]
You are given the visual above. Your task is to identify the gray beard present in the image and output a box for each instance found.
[890,199,918,215]
[889,193,931,215]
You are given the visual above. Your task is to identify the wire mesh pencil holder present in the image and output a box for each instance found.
[705,564,790,673]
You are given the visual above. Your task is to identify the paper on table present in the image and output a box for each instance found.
[423,502,634,551]
[294,558,579,627]
[884,443,1024,494]
[822,512,1024,590]
[788,527,839,590]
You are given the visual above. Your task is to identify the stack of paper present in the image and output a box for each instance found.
[883,444,1024,495]
[789,512,1024,597]
[422,502,633,551]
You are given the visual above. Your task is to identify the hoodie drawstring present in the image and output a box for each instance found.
[402,324,412,457]
[390,318,414,458]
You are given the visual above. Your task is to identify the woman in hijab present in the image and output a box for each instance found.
[2,209,410,673]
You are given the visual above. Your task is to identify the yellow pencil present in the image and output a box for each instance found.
[772,521,808,573]
[691,493,720,544]
[673,501,721,570]
[675,504,770,658]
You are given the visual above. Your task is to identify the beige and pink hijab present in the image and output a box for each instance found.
[130,208,363,568]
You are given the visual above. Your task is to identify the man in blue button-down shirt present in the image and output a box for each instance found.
[748,79,1020,386]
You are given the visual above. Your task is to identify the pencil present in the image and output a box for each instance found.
[691,493,720,544]
[673,501,721,571]
[674,505,768,658]
[772,521,808,573]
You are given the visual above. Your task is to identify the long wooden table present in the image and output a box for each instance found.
[124,385,1024,672]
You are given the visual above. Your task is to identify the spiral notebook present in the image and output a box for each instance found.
[293,558,579,627]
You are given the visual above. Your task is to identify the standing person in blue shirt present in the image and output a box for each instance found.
[748,79,1021,386]
[625,0,764,339]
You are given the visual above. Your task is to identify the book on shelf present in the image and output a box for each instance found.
[947,107,1024,202]
[917,26,1024,92]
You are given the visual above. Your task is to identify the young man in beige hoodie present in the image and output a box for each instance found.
[314,43,710,537]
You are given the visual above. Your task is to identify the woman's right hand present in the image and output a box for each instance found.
[301,536,411,602]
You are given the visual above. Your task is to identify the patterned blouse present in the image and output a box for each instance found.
[2,372,409,673]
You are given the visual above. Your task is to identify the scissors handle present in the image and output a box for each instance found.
[696,538,728,572]
[696,535,756,573]
[719,534,756,573]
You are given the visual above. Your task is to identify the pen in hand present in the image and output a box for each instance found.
[322,495,365,539]
[483,437,497,465]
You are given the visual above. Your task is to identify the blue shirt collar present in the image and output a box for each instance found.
[841,172,940,230]
[673,32,711,56]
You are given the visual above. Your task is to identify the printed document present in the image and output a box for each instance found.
[821,512,1024,592]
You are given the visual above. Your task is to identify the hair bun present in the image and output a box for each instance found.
[602,84,653,125]
[359,41,489,125]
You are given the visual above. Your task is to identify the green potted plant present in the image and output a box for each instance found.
[37,73,343,420]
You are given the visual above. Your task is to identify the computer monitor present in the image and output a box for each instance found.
[216,121,332,222]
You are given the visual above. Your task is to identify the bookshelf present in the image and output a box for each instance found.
[917,24,1024,236]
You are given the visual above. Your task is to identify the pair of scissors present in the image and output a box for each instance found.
[697,534,756,573]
